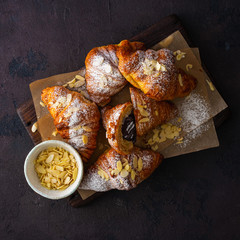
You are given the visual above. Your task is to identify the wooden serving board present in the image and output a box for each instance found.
[17,14,230,207]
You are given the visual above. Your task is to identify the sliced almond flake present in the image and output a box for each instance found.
[66,78,76,85]
[137,157,143,172]
[124,164,130,171]
[31,122,38,133]
[186,64,193,71]
[139,118,149,123]
[64,176,71,185]
[137,105,149,117]
[52,130,58,136]
[45,154,54,163]
[82,126,92,132]
[75,75,85,81]
[131,170,136,180]
[72,168,78,181]
[40,101,45,107]
[133,156,138,169]
[103,171,109,181]
[55,166,64,171]
[82,135,88,144]
[74,80,85,88]
[120,169,129,178]
[36,165,46,174]
[206,79,215,91]
[72,125,82,131]
[117,161,122,172]
[178,74,183,86]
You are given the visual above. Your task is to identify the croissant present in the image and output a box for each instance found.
[101,102,135,155]
[130,87,178,136]
[117,40,197,101]
[41,86,100,162]
[85,40,145,106]
[79,147,163,191]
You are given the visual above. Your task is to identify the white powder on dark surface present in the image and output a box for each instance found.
[177,92,210,132]
[175,121,211,149]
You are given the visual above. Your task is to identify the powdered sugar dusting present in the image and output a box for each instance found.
[177,92,210,132]
[174,121,211,149]
[85,46,127,105]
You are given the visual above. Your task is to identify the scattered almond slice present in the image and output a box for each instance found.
[117,161,122,172]
[124,164,130,171]
[178,74,183,86]
[82,126,92,132]
[206,79,215,91]
[52,130,58,136]
[131,170,136,180]
[132,156,138,169]
[137,157,143,172]
[40,101,45,107]
[75,74,85,81]
[120,169,129,178]
[31,122,38,133]
[186,64,193,71]
[137,105,149,117]
[82,135,88,145]
[174,50,186,61]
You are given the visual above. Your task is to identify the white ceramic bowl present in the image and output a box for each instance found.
[24,140,84,200]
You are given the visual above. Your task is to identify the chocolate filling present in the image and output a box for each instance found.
[122,112,136,143]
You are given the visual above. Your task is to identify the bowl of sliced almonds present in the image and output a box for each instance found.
[24,140,84,199]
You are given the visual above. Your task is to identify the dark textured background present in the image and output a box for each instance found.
[1,0,240,239]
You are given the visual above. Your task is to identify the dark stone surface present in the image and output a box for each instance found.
[1,0,240,239]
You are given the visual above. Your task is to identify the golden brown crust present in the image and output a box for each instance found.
[41,86,100,162]
[130,87,178,136]
[79,147,163,191]
[117,43,197,101]
[85,40,145,106]
[101,102,134,155]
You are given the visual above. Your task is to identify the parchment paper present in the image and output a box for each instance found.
[29,30,227,199]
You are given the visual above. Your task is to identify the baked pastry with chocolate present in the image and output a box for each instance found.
[130,87,178,136]
[79,147,163,192]
[41,86,100,162]
[85,40,145,106]
[101,102,136,155]
[117,40,197,101]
